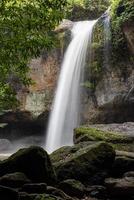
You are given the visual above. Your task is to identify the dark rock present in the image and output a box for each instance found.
[111,156,134,177]
[21,183,47,194]
[47,186,73,200]
[52,142,115,183]
[85,185,106,198]
[0,172,31,188]
[124,171,134,178]
[0,146,56,184]
[0,185,18,200]
[19,192,38,200]
[58,179,85,198]
[0,111,47,142]
[105,176,134,197]
[0,111,32,123]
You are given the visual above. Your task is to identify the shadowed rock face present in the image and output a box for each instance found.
[123,21,134,55]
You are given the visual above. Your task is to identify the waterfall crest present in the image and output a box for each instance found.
[45,20,97,153]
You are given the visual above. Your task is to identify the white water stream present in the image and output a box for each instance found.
[45,20,97,153]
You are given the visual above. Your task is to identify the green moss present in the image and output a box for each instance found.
[111,143,134,152]
[53,142,115,182]
[74,127,134,152]
[75,127,133,143]
[110,0,134,62]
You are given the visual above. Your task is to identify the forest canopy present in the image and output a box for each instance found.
[0,0,67,110]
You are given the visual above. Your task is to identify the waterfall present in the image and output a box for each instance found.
[45,20,97,153]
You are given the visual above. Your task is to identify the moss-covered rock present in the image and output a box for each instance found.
[74,126,134,152]
[58,179,85,198]
[0,146,56,185]
[52,142,115,183]
[74,126,133,143]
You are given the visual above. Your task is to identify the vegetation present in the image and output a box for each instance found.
[67,0,110,20]
[75,126,133,143]
[110,0,134,61]
[75,126,134,151]
[0,0,67,110]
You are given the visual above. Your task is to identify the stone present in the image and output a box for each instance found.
[58,179,85,198]
[111,156,134,177]
[0,172,31,188]
[124,171,134,178]
[19,192,38,200]
[85,185,106,198]
[0,146,56,184]
[74,126,133,143]
[21,183,47,194]
[47,186,73,200]
[105,176,134,197]
[52,142,115,182]
[0,185,18,200]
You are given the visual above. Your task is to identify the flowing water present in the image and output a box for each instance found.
[45,20,97,153]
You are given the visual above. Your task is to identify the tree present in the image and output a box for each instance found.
[0,0,67,110]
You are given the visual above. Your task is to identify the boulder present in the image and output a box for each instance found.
[0,172,31,188]
[19,192,38,200]
[46,186,73,200]
[74,125,134,152]
[52,142,115,183]
[0,146,56,184]
[0,185,18,200]
[85,185,106,198]
[74,126,134,143]
[58,179,85,198]
[105,176,134,197]
[21,183,47,194]
[111,156,134,177]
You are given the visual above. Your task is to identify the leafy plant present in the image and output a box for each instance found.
[0,0,67,110]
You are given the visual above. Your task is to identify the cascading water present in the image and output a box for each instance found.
[45,20,97,153]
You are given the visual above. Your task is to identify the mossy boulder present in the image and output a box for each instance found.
[74,126,134,152]
[58,179,85,198]
[74,126,133,143]
[52,142,115,183]
[0,146,56,185]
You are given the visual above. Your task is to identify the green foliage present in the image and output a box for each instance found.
[67,0,110,20]
[110,0,134,61]
[83,0,110,11]
[0,0,67,111]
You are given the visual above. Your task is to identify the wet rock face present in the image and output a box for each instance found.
[15,20,72,117]
[123,21,134,55]
[83,64,134,123]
